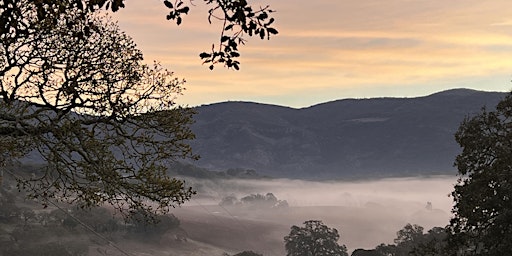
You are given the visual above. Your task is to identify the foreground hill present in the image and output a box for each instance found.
[189,88,507,179]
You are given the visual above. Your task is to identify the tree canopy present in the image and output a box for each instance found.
[284,220,348,256]
[394,223,424,246]
[352,224,448,256]
[1,0,278,220]
[2,0,278,70]
[448,92,512,255]
[0,0,199,218]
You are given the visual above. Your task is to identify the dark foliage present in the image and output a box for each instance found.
[127,211,181,240]
[351,249,381,256]
[371,224,448,256]
[233,251,264,256]
[2,241,88,256]
[0,188,18,223]
[284,220,348,256]
[4,0,278,69]
[448,92,512,255]
[219,192,288,209]
[1,0,196,219]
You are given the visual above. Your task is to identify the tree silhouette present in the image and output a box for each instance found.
[448,92,512,255]
[370,224,448,256]
[3,0,278,70]
[394,223,424,245]
[284,220,348,256]
[1,1,196,218]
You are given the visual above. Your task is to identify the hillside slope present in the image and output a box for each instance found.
[189,89,507,179]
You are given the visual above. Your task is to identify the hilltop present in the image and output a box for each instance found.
[189,89,507,179]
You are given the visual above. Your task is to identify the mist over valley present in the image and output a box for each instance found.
[174,176,455,254]
[3,0,512,253]
[165,89,503,254]
[1,89,506,255]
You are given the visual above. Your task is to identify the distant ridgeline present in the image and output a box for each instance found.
[4,89,507,181]
[188,89,508,180]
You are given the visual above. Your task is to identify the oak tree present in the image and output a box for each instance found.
[1,0,197,218]
[284,220,349,256]
[372,224,448,256]
[2,0,278,70]
[394,223,424,245]
[449,92,512,255]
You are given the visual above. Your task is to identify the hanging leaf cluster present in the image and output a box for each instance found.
[15,0,278,70]
[197,0,278,70]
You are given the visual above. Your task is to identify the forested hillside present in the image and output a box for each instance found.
[190,89,506,179]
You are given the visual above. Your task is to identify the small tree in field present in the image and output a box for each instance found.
[284,220,348,256]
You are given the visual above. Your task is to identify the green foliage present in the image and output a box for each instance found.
[448,92,512,255]
[1,0,196,218]
[284,220,348,256]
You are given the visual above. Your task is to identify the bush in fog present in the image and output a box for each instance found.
[219,195,239,206]
[284,220,348,256]
[219,192,288,209]
[241,193,270,206]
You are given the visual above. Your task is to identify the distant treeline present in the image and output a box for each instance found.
[219,192,289,209]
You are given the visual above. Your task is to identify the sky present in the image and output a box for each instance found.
[113,0,512,108]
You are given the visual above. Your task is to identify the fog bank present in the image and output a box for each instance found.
[177,176,457,253]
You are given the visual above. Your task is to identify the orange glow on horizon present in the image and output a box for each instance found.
[114,0,512,107]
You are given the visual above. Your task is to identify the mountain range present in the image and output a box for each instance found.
[188,88,508,179]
